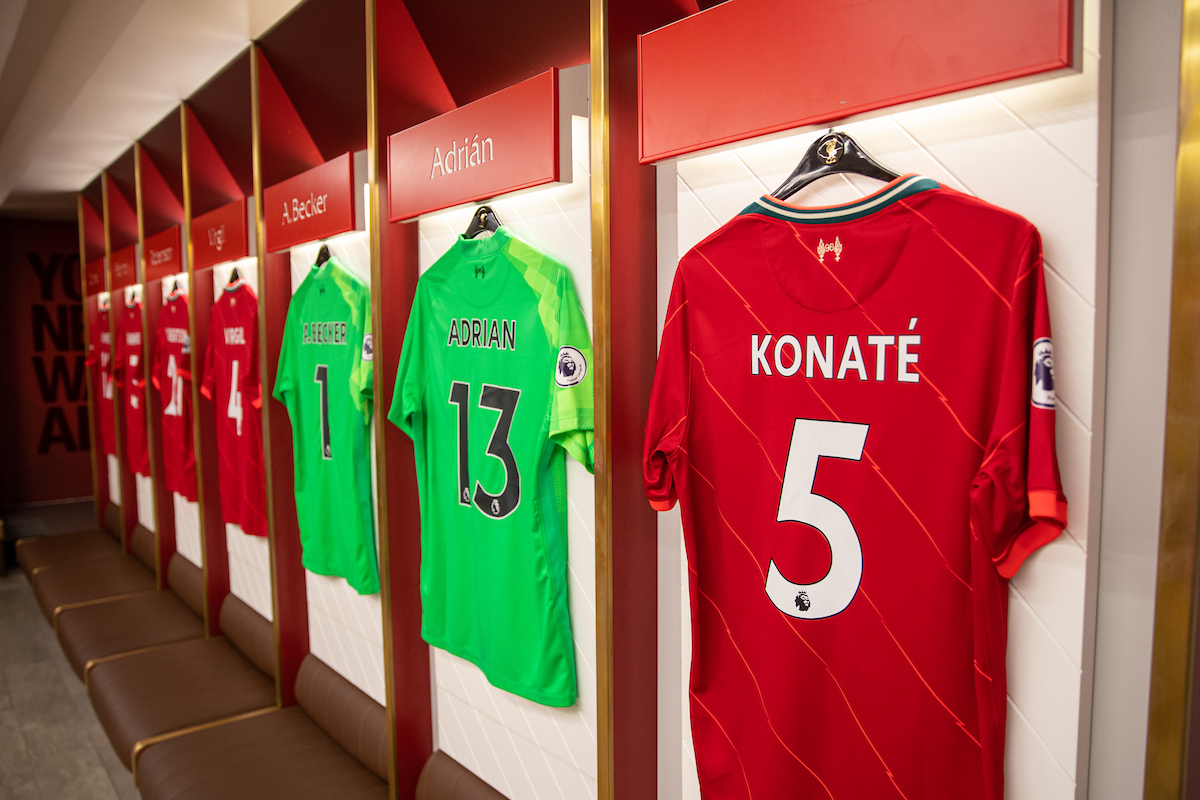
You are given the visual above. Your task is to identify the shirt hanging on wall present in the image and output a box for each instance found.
[151,288,196,501]
[114,298,149,476]
[389,227,595,708]
[273,257,378,595]
[200,278,267,536]
[643,176,1067,800]
[86,306,116,456]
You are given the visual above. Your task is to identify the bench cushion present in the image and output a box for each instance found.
[57,590,204,682]
[89,634,276,768]
[30,554,156,625]
[295,655,388,781]
[416,751,507,800]
[136,706,388,800]
[16,528,120,578]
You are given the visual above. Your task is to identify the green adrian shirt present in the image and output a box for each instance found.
[389,227,594,706]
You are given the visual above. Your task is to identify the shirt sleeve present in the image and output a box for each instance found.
[350,287,373,419]
[270,300,293,414]
[970,229,1068,578]
[387,285,425,438]
[548,266,595,473]
[643,267,691,512]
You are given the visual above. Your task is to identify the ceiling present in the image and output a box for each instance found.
[0,0,304,220]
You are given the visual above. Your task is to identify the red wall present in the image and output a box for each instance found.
[0,218,93,505]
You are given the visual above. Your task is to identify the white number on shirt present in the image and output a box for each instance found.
[766,418,868,620]
[228,359,244,436]
[163,355,184,417]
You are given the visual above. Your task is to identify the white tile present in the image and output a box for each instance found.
[520,702,576,767]
[1006,593,1082,776]
[511,728,562,800]
[1056,409,1092,551]
[1004,701,1077,800]
[136,473,155,532]
[172,493,202,566]
[478,712,531,799]
[1010,536,1087,668]
[107,454,120,504]
[540,750,594,800]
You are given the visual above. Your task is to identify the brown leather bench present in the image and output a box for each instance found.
[416,751,507,799]
[135,654,388,799]
[88,593,277,770]
[57,553,206,683]
[16,503,123,578]
[29,524,157,628]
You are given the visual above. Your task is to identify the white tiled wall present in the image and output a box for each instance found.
[210,259,275,621]
[290,229,388,705]
[107,453,119,505]
[135,473,155,532]
[416,115,598,800]
[173,492,202,567]
[656,5,1102,797]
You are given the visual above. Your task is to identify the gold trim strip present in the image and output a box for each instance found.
[590,1,614,798]
[52,590,157,632]
[130,705,278,786]
[363,3,398,798]
[1144,0,1200,794]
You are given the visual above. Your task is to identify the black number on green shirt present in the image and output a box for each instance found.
[449,381,471,505]
[447,381,521,519]
[314,364,332,460]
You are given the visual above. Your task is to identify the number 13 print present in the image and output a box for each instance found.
[767,418,869,620]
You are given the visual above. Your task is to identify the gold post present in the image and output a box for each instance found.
[79,194,102,528]
[134,142,164,591]
[590,1,614,798]
[1145,1,1200,795]
[180,102,212,636]
[249,42,283,710]
[364,2,398,797]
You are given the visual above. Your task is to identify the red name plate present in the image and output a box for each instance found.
[263,153,354,252]
[388,69,559,222]
[192,198,249,269]
[143,226,183,283]
[638,0,1071,163]
[110,244,138,289]
[85,257,105,296]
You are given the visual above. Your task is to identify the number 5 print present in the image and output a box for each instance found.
[766,418,869,620]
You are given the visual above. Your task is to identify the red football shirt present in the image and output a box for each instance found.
[151,290,197,501]
[643,176,1067,800]
[87,306,116,456]
[200,279,267,536]
[114,299,150,476]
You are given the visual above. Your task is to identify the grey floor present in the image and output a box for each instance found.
[0,501,139,800]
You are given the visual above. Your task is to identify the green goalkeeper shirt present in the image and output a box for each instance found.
[273,257,378,594]
[388,227,594,707]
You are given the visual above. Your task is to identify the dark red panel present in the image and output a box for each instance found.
[143,226,182,283]
[639,0,1072,162]
[106,173,138,253]
[85,257,105,296]
[82,197,105,264]
[388,70,558,222]
[263,153,354,252]
[607,0,697,795]
[192,199,248,269]
[256,49,326,190]
[404,0,589,106]
[375,0,456,138]
[188,49,255,199]
[141,110,185,208]
[186,107,245,219]
[143,286,176,585]
[109,245,137,291]
[261,248,308,705]
[139,148,185,239]
[257,0,366,161]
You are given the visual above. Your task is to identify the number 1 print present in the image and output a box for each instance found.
[314,364,331,460]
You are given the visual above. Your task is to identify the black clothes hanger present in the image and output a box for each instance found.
[228,265,240,283]
[770,131,900,201]
[315,243,331,267]
[171,276,180,295]
[464,206,502,239]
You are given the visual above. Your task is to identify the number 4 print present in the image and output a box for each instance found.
[766,418,869,620]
